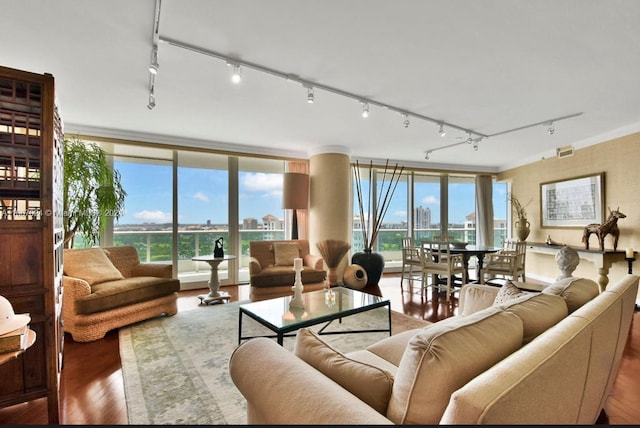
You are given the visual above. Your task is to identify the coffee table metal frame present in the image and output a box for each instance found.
[238,286,391,346]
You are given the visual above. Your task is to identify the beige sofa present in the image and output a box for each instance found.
[248,240,326,301]
[229,274,639,424]
[62,246,181,342]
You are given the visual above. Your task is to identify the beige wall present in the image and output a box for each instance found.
[497,132,640,286]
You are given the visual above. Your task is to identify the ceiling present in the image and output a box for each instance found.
[3,0,639,173]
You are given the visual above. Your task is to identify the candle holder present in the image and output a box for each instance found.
[624,257,635,275]
[289,260,305,310]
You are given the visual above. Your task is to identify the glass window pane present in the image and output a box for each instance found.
[448,176,476,244]
[177,151,229,285]
[112,156,173,263]
[493,181,508,247]
[238,157,286,283]
[413,173,441,242]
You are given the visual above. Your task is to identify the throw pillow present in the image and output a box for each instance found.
[273,242,300,266]
[294,328,394,415]
[63,248,125,286]
[493,280,526,305]
[542,277,600,313]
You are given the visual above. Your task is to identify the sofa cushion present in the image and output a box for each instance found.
[294,328,394,415]
[542,277,600,313]
[493,280,528,305]
[366,328,426,366]
[386,307,523,425]
[76,276,181,314]
[500,293,568,344]
[63,247,125,286]
[273,242,300,266]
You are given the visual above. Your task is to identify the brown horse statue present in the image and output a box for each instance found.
[582,207,626,251]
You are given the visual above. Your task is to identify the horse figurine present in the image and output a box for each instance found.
[582,207,626,251]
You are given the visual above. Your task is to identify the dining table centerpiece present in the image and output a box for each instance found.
[352,160,404,286]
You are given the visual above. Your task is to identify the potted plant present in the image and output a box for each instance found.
[352,160,404,285]
[508,192,532,241]
[63,136,126,248]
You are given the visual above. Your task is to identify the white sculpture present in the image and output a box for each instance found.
[555,246,580,280]
[289,257,305,310]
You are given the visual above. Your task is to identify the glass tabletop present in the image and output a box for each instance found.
[239,286,389,331]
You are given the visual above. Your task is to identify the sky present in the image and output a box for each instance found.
[114,161,507,226]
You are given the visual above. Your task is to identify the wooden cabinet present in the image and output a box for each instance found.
[0,65,64,423]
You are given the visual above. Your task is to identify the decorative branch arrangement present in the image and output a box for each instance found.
[353,160,404,251]
[508,192,532,220]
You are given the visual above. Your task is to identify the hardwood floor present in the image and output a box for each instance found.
[0,274,638,424]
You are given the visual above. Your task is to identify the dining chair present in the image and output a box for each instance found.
[400,236,422,291]
[480,240,527,285]
[419,240,466,301]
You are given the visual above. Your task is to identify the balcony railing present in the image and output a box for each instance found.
[72,226,506,285]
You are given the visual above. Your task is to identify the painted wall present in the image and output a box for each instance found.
[497,132,640,288]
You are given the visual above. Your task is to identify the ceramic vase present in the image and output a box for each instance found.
[351,249,385,286]
[515,218,530,241]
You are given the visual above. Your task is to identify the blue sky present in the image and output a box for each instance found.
[114,161,507,226]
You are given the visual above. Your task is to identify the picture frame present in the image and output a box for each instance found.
[540,173,605,228]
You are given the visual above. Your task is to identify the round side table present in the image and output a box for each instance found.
[192,255,235,305]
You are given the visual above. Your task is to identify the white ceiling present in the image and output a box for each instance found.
[3,0,640,172]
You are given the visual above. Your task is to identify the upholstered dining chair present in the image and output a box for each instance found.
[400,236,422,291]
[419,240,466,301]
[480,240,527,285]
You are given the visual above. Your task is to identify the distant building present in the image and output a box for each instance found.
[243,217,258,230]
[415,206,431,229]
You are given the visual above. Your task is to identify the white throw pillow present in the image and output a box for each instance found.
[493,280,526,305]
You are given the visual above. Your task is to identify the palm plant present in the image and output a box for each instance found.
[63,136,126,248]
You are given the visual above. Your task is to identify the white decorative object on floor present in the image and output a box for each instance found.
[289,257,305,310]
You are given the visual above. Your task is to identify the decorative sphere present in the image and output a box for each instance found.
[343,264,368,290]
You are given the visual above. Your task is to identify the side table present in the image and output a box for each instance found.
[0,329,36,365]
[192,255,235,305]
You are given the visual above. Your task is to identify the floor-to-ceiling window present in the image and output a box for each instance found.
[238,157,287,283]
[448,175,476,244]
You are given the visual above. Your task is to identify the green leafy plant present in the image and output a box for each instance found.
[63,136,126,248]
[508,192,532,220]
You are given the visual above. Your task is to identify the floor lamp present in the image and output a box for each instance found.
[282,172,309,240]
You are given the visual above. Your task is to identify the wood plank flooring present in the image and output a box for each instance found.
[0,274,638,424]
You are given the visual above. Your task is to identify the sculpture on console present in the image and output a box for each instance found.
[581,207,626,251]
[555,246,580,280]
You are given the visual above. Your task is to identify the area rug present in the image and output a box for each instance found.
[119,301,428,425]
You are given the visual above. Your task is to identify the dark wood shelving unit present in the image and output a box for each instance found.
[0,65,64,424]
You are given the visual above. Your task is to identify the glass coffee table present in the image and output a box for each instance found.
[238,286,391,345]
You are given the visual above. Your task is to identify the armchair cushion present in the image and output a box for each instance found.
[294,328,394,415]
[273,242,300,266]
[63,247,124,285]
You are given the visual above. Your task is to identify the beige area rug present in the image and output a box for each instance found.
[119,300,428,425]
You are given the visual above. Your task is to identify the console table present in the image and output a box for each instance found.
[527,242,626,291]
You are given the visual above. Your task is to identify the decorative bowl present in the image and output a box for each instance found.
[451,242,468,249]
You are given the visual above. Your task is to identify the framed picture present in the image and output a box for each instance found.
[540,173,605,228]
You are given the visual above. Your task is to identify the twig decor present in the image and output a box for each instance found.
[353,160,404,250]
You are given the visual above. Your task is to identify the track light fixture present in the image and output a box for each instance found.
[473,140,479,151]
[306,86,314,103]
[425,150,431,160]
[547,122,555,135]
[147,88,156,110]
[231,64,242,84]
[362,102,369,118]
[152,32,584,157]
[149,47,159,75]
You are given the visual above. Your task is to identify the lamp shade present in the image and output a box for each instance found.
[282,172,309,209]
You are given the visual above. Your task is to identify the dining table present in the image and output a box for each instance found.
[447,244,502,283]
